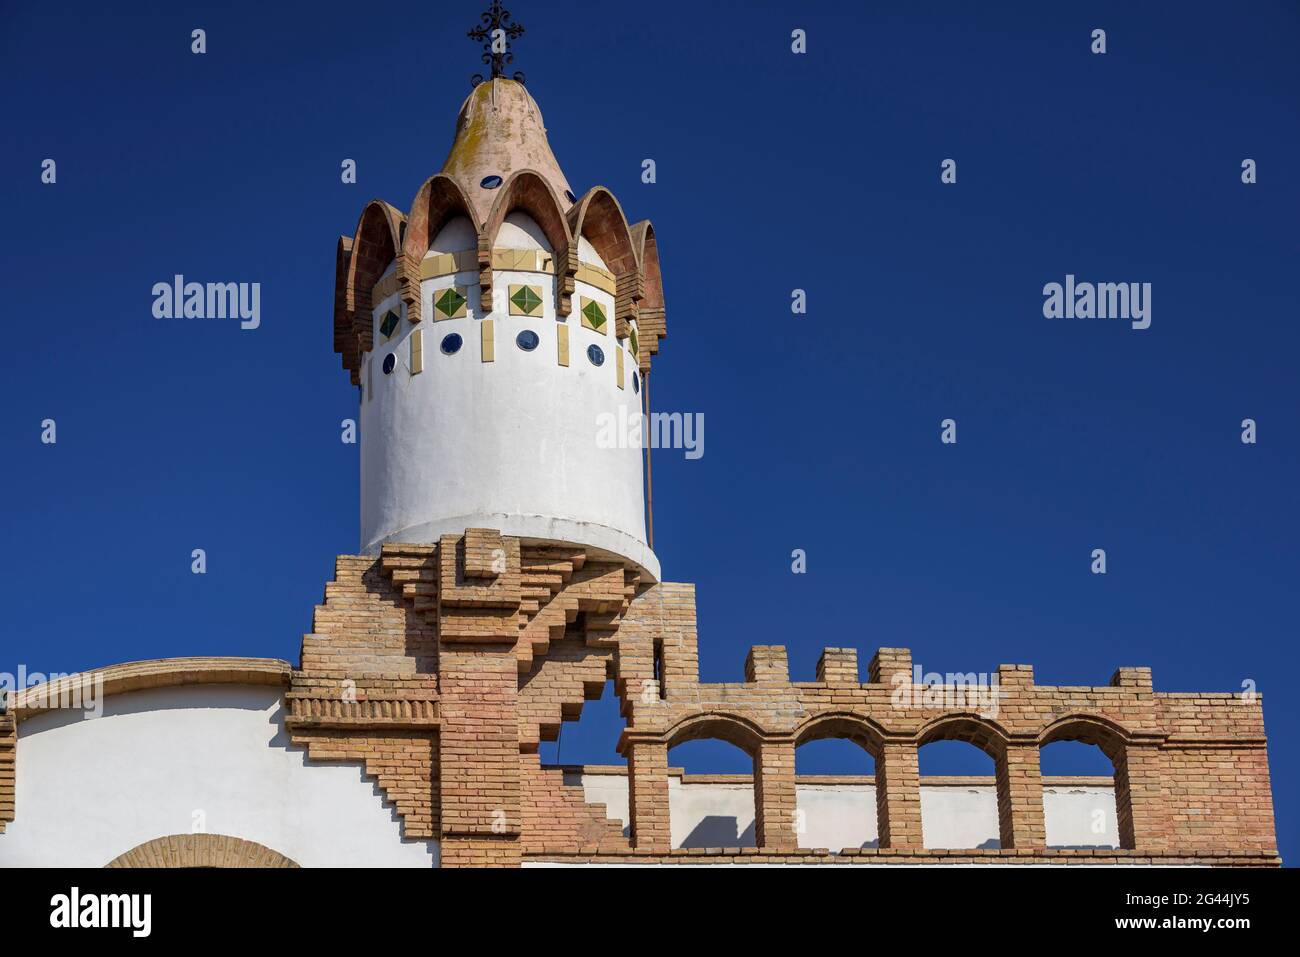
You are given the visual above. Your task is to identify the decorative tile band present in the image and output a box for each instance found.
[420,250,479,280]
[416,248,615,296]
[372,271,401,305]
[575,262,617,295]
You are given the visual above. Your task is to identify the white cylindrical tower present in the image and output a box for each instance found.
[336,78,663,581]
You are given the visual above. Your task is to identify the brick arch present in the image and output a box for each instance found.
[628,220,665,371]
[794,711,887,759]
[345,200,404,315]
[341,200,405,364]
[105,834,299,868]
[1038,714,1131,764]
[568,187,638,276]
[915,713,1012,759]
[664,712,764,757]
[917,714,1020,850]
[401,174,478,324]
[568,187,641,334]
[794,711,890,852]
[1039,714,1139,850]
[333,236,359,383]
[481,170,576,313]
[404,173,480,261]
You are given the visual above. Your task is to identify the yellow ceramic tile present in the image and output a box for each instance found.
[575,263,617,295]
[410,328,423,375]
[616,344,624,389]
[481,319,494,362]
[371,272,399,304]
[420,251,477,280]
[557,324,569,366]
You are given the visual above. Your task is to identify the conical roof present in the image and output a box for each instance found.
[439,78,574,223]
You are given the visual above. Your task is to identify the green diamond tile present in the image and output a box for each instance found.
[435,288,467,319]
[582,300,606,330]
[511,285,542,315]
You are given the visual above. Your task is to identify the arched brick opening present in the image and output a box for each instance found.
[105,834,299,868]
[795,713,885,850]
[664,713,765,850]
[1040,715,1135,849]
[916,715,1014,849]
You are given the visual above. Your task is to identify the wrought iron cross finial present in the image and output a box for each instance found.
[468,1,525,87]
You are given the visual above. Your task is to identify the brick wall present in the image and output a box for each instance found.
[201,531,1279,866]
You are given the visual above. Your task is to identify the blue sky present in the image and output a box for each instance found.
[2,1,1296,860]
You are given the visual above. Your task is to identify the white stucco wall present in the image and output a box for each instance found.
[573,771,1120,851]
[359,212,657,579]
[0,685,437,868]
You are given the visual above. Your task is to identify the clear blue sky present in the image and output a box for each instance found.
[2,1,1296,860]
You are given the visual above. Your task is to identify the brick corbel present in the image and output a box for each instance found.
[397,252,422,323]
[477,233,494,313]
[614,269,643,339]
[554,243,576,316]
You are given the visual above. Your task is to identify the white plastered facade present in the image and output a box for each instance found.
[0,684,438,868]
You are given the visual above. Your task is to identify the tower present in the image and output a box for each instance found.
[333,39,665,581]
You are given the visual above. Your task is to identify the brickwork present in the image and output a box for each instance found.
[519,753,629,854]
[528,848,1280,867]
[106,833,300,868]
[0,710,13,834]
[1,536,1276,866]
[607,595,1278,860]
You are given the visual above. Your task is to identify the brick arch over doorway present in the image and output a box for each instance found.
[105,834,299,868]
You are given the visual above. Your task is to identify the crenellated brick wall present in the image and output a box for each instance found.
[609,586,1278,862]
[271,530,1284,866]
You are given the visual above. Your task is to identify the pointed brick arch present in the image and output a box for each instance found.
[402,174,479,323]
[629,220,665,371]
[569,187,641,334]
[338,200,405,379]
[481,170,575,314]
